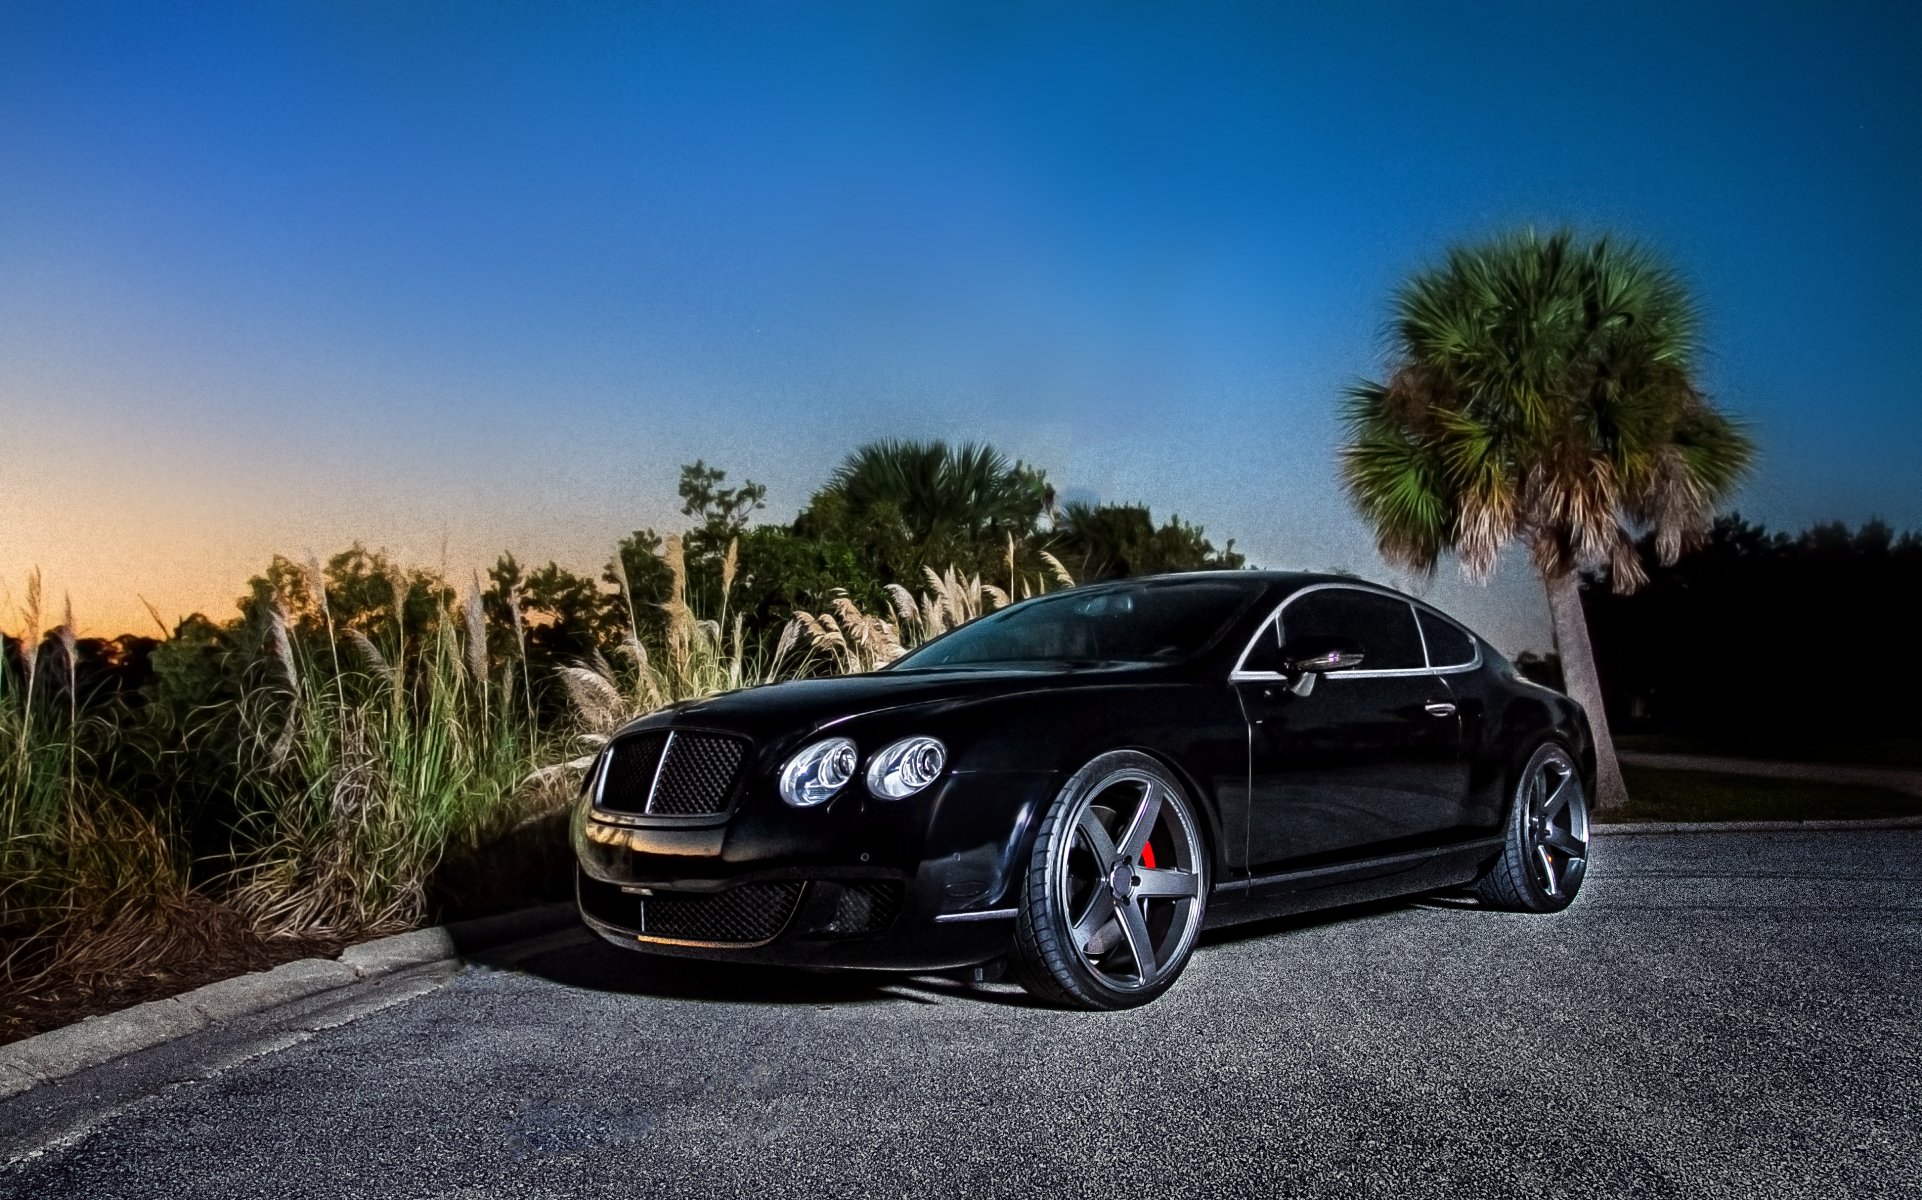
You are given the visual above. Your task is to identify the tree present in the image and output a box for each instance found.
[677,460,767,553]
[1050,502,1244,581]
[516,562,616,660]
[1338,230,1753,813]
[602,531,675,641]
[798,440,1053,581]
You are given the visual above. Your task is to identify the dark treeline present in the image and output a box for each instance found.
[1583,515,1922,755]
[22,499,1920,777]
[19,501,1916,780]
[25,439,1242,680]
[590,440,1244,660]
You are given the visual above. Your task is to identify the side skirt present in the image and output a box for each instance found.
[1202,837,1503,929]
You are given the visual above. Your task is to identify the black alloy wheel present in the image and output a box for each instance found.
[1474,740,1590,913]
[1011,751,1210,1010]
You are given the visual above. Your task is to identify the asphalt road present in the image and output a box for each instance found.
[3,830,1917,1199]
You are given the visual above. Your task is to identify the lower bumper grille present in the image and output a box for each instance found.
[645,883,805,943]
[807,880,903,937]
[580,874,804,945]
[579,874,905,945]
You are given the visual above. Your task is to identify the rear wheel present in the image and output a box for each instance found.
[1010,751,1209,1010]
[1474,740,1590,912]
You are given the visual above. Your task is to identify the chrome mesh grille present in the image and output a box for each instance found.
[596,733,668,814]
[596,731,748,817]
[648,733,748,815]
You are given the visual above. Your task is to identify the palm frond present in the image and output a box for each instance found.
[1343,229,1753,589]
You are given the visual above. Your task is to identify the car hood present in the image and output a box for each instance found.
[626,662,1159,738]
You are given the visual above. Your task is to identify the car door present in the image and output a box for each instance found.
[1411,604,1503,833]
[1234,586,1470,875]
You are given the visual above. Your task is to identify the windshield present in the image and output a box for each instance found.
[892,578,1260,669]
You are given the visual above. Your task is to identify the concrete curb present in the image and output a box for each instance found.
[0,902,577,1102]
[1594,816,1922,835]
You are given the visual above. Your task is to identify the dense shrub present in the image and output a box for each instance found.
[1584,516,1922,752]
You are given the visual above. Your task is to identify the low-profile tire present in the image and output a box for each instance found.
[1010,751,1210,1010]
[1474,740,1590,913]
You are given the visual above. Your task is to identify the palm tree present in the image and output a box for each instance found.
[1052,501,1245,581]
[826,440,1048,541]
[1339,230,1754,813]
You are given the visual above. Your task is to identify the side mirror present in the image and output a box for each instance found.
[1276,637,1365,695]
[1284,637,1366,674]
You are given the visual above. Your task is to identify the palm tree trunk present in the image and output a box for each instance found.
[1543,569,1630,814]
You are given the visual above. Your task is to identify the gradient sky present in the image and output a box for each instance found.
[2,1,1918,651]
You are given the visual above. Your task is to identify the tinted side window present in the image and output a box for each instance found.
[896,579,1258,667]
[1281,590,1425,671]
[1417,610,1476,668]
[1239,616,1286,672]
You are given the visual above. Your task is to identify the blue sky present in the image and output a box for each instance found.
[2,1,1917,648]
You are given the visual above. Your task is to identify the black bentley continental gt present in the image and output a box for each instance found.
[572,571,1595,1010]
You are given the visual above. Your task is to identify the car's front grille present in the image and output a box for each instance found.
[648,733,748,815]
[596,730,748,817]
[596,733,668,813]
[579,873,804,945]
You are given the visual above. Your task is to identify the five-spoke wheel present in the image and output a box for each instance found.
[1475,740,1590,912]
[1012,751,1209,1009]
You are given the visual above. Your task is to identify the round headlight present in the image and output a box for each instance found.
[779,737,859,808]
[866,736,947,800]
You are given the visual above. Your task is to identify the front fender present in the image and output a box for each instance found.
[907,683,1249,884]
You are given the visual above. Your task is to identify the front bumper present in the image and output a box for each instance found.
[572,766,1058,970]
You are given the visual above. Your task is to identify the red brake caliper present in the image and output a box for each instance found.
[1140,840,1156,869]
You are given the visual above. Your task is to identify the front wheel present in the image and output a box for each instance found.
[1474,740,1590,912]
[1010,751,1210,1010]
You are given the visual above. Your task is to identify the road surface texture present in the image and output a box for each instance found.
[3,830,1916,1199]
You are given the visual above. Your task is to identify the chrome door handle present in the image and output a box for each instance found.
[1424,701,1457,717]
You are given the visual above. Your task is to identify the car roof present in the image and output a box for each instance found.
[1074,569,1383,593]
[1065,570,1458,615]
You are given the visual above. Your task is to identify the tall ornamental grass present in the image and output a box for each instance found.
[552,534,805,768]
[2,572,190,992]
[7,531,1074,981]
[790,543,1076,672]
[228,562,551,939]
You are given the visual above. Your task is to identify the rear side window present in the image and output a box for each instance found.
[1280,589,1425,671]
[1417,610,1476,669]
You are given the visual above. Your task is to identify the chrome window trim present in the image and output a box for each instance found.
[1227,581,1483,682]
[1412,603,1434,670]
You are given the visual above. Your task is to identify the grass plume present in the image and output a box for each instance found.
[228,568,548,939]
[2,578,192,1005]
